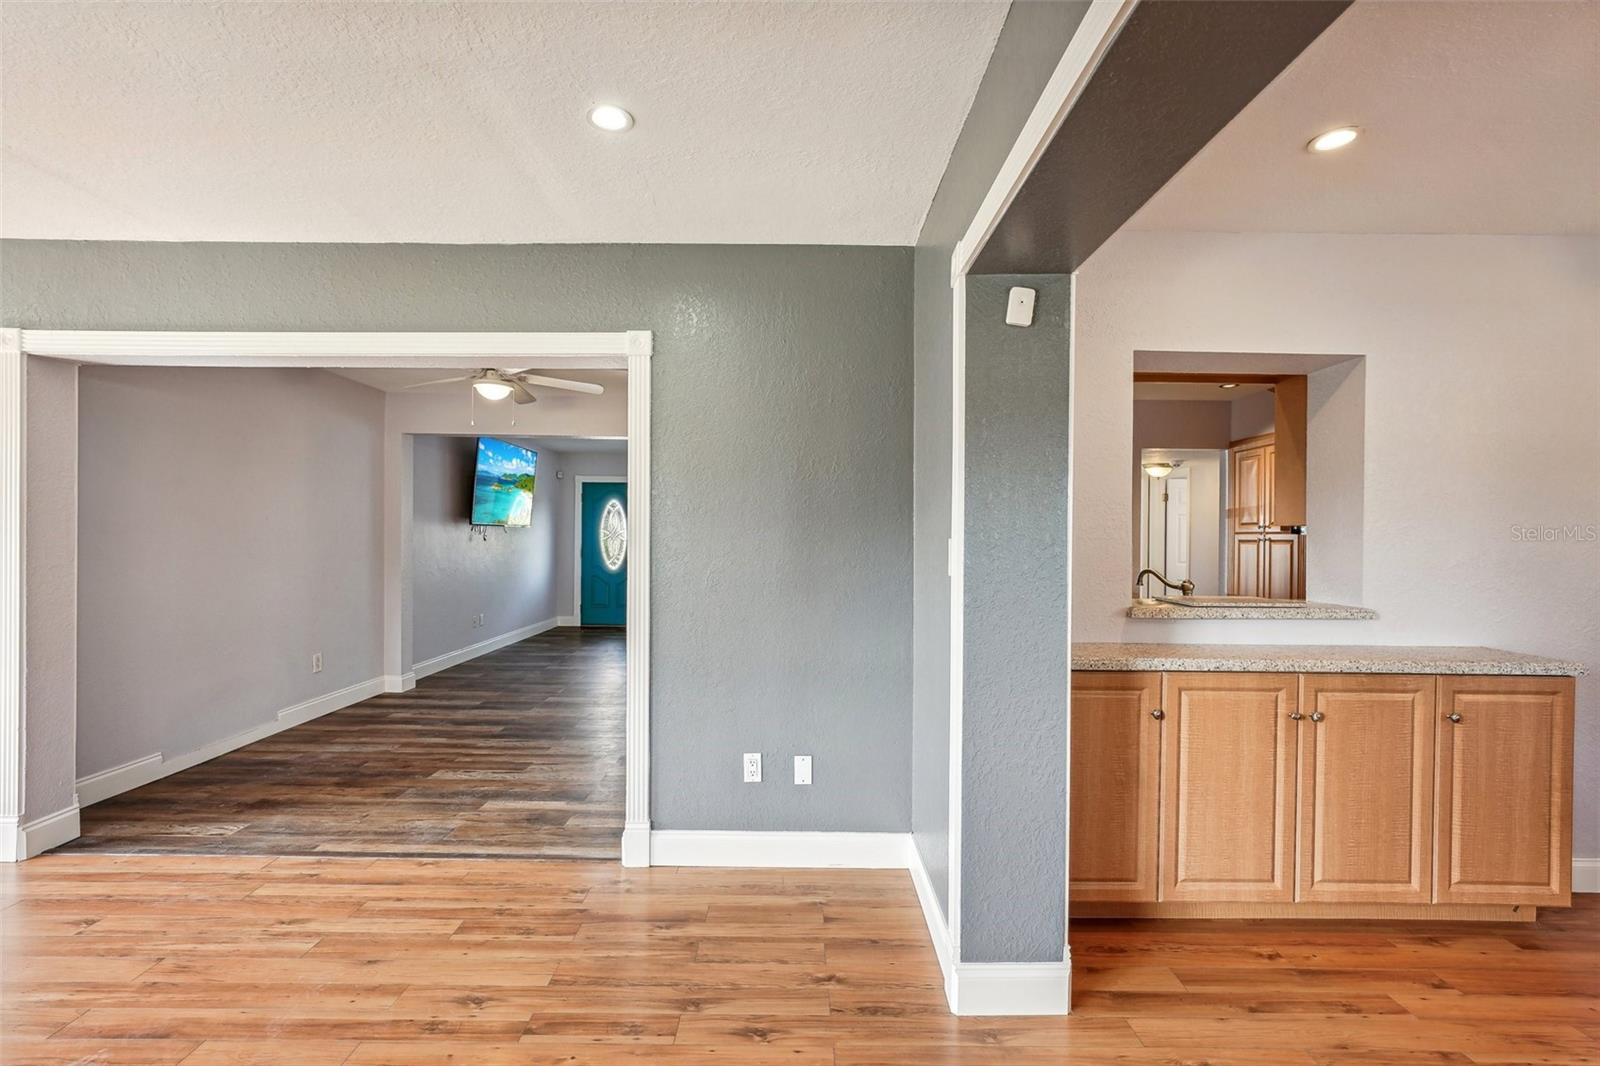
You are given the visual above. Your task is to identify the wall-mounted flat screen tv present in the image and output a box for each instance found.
[471,437,537,527]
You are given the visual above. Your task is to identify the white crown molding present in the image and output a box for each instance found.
[411,618,559,681]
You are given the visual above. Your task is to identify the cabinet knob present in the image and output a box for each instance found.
[1150,708,1164,720]
[1447,712,1463,723]
[1309,711,1325,723]
[1288,711,1304,721]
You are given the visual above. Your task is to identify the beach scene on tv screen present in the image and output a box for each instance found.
[471,437,536,527]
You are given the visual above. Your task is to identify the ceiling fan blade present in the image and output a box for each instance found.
[512,373,605,396]
[510,381,538,405]
[400,374,474,389]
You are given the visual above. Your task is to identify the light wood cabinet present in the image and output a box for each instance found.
[1435,677,1574,906]
[1227,436,1306,599]
[1159,672,1298,903]
[1298,675,1434,904]
[1068,672,1160,902]
[1070,670,1575,920]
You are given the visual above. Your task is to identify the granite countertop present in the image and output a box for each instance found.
[1073,642,1585,676]
[1126,600,1378,620]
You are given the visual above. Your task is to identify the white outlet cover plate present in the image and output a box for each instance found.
[794,755,812,785]
[743,753,762,783]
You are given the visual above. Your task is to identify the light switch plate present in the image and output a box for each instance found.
[794,755,812,786]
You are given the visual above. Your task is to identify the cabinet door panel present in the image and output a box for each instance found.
[1160,673,1297,902]
[1070,672,1161,902]
[1230,447,1266,533]
[1230,536,1262,597]
[1299,675,1434,903]
[1262,535,1302,600]
[1435,677,1573,905]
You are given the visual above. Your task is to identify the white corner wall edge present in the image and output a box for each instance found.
[74,676,388,808]
[411,618,560,681]
[1574,858,1600,893]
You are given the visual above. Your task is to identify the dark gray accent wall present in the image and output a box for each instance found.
[911,2,1091,917]
[972,0,1351,274]
[5,240,914,832]
[961,273,1071,963]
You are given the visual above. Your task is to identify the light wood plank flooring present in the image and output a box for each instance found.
[2,855,1595,1064]
[68,628,626,860]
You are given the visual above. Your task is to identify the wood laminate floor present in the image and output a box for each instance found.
[67,628,626,860]
[2,856,1596,1064]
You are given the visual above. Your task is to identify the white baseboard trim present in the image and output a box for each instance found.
[908,840,956,1007]
[1575,857,1600,894]
[0,817,16,862]
[620,822,651,868]
[950,958,1072,1016]
[649,830,913,870]
[411,618,560,680]
[18,805,81,858]
[75,676,388,808]
[557,615,580,628]
[383,672,416,693]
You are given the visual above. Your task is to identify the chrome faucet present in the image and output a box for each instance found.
[1134,568,1195,600]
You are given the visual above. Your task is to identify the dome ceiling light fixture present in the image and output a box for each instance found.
[589,104,635,132]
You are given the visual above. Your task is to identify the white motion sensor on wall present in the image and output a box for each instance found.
[1005,286,1036,327]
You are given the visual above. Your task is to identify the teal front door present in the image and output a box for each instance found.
[580,481,627,626]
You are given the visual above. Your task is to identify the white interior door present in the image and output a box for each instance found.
[1163,474,1191,584]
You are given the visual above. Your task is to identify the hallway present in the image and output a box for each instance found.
[66,629,626,861]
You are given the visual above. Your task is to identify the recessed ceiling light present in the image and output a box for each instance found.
[1308,126,1360,153]
[588,104,634,132]
[1219,383,1240,389]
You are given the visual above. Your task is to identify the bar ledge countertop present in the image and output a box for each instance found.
[1073,643,1586,676]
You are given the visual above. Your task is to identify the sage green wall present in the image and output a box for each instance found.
[3,240,914,832]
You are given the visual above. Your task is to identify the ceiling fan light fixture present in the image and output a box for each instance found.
[1143,461,1176,479]
[473,380,514,401]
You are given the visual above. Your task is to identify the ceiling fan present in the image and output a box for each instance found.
[402,369,604,405]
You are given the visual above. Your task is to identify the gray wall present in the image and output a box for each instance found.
[5,240,913,832]
[23,357,77,821]
[911,2,1091,916]
[75,366,385,779]
[961,273,1072,963]
[411,434,562,665]
[552,452,630,620]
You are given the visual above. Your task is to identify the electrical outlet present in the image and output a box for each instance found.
[743,752,762,783]
[311,652,323,674]
[794,755,812,785]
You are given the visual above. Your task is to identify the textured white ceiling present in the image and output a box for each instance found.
[1128,1,1600,235]
[0,1,1008,244]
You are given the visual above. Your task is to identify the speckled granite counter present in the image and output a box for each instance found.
[1073,643,1585,676]
[1126,600,1378,620]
